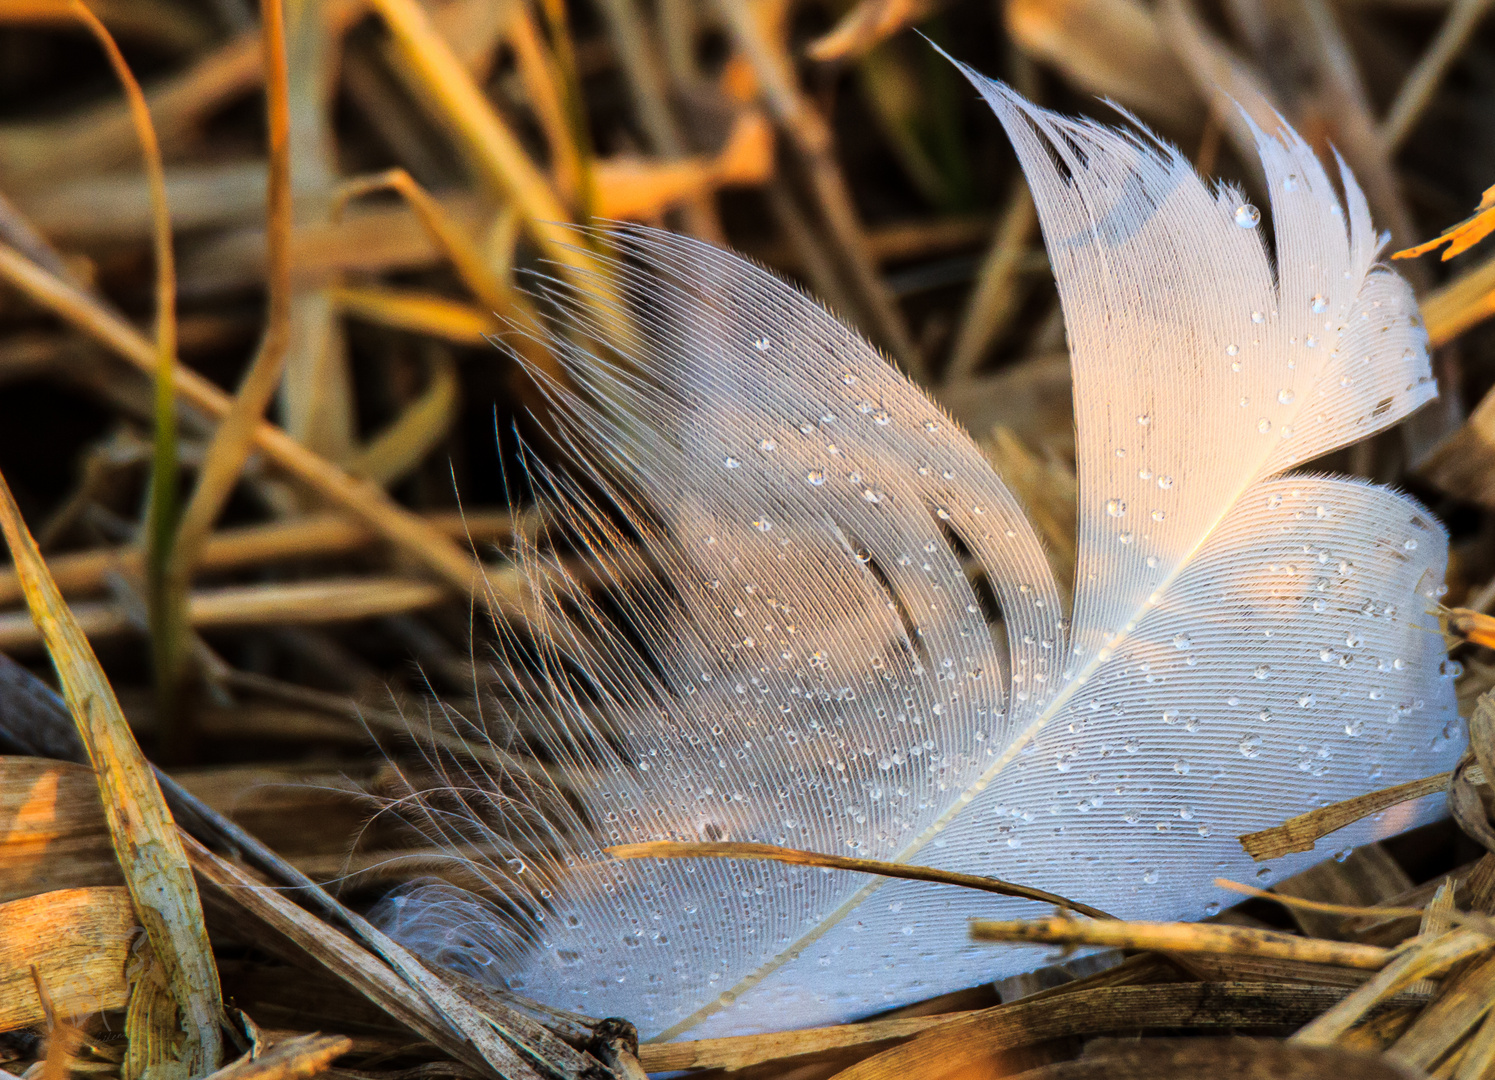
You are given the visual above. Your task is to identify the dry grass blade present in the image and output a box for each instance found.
[1292,928,1495,1044]
[1383,0,1495,150]
[65,0,187,761]
[203,1034,351,1080]
[0,577,459,651]
[0,510,515,607]
[170,0,293,587]
[332,284,495,344]
[1385,950,1495,1069]
[0,470,222,1072]
[363,0,586,281]
[0,757,122,902]
[607,841,1117,918]
[346,346,460,486]
[0,887,134,1029]
[0,244,488,600]
[1420,248,1495,345]
[636,1011,981,1072]
[946,185,1037,380]
[331,168,545,341]
[968,916,1392,968]
[806,0,938,63]
[1239,772,1453,859]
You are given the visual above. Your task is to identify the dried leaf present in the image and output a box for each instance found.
[0,887,135,1030]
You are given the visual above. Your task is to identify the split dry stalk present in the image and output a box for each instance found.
[0,467,223,1075]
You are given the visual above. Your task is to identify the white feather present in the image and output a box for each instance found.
[374,72,1460,1040]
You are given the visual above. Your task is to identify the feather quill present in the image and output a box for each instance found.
[375,70,1461,1040]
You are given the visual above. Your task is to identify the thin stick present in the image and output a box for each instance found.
[607,841,1116,919]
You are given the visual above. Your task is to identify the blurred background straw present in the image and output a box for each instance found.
[1,0,1495,1075]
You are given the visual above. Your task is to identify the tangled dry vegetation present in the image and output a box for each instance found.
[2,0,1495,1078]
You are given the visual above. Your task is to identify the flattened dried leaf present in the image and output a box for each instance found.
[0,756,121,902]
[0,886,135,1030]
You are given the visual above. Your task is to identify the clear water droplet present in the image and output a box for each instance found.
[1172,633,1192,650]
[759,439,776,452]
[1106,498,1127,517]
[1310,295,1328,314]
[1151,509,1166,521]
[1225,343,1240,357]
[806,470,825,486]
[1251,310,1265,324]
[754,336,772,351]
[1118,532,1134,545]
[723,456,740,469]
[1257,418,1272,433]
[1137,414,1152,426]
[1234,203,1260,228]
[1157,475,1174,490]
[1278,389,1295,405]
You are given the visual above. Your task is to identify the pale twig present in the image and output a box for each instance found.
[970,916,1393,969]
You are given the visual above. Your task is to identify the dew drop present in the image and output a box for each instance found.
[1251,310,1265,324]
[759,439,776,452]
[1137,414,1152,426]
[1151,509,1166,521]
[1234,203,1260,228]
[1118,532,1134,545]
[1106,498,1127,517]
[1225,344,1240,357]
[754,336,772,351]
[806,470,825,486]
[1310,295,1328,314]
[1283,174,1299,192]
[1157,475,1174,490]
[723,456,740,469]
[1172,633,1192,650]
[1257,418,1272,434]
[1278,389,1295,405]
